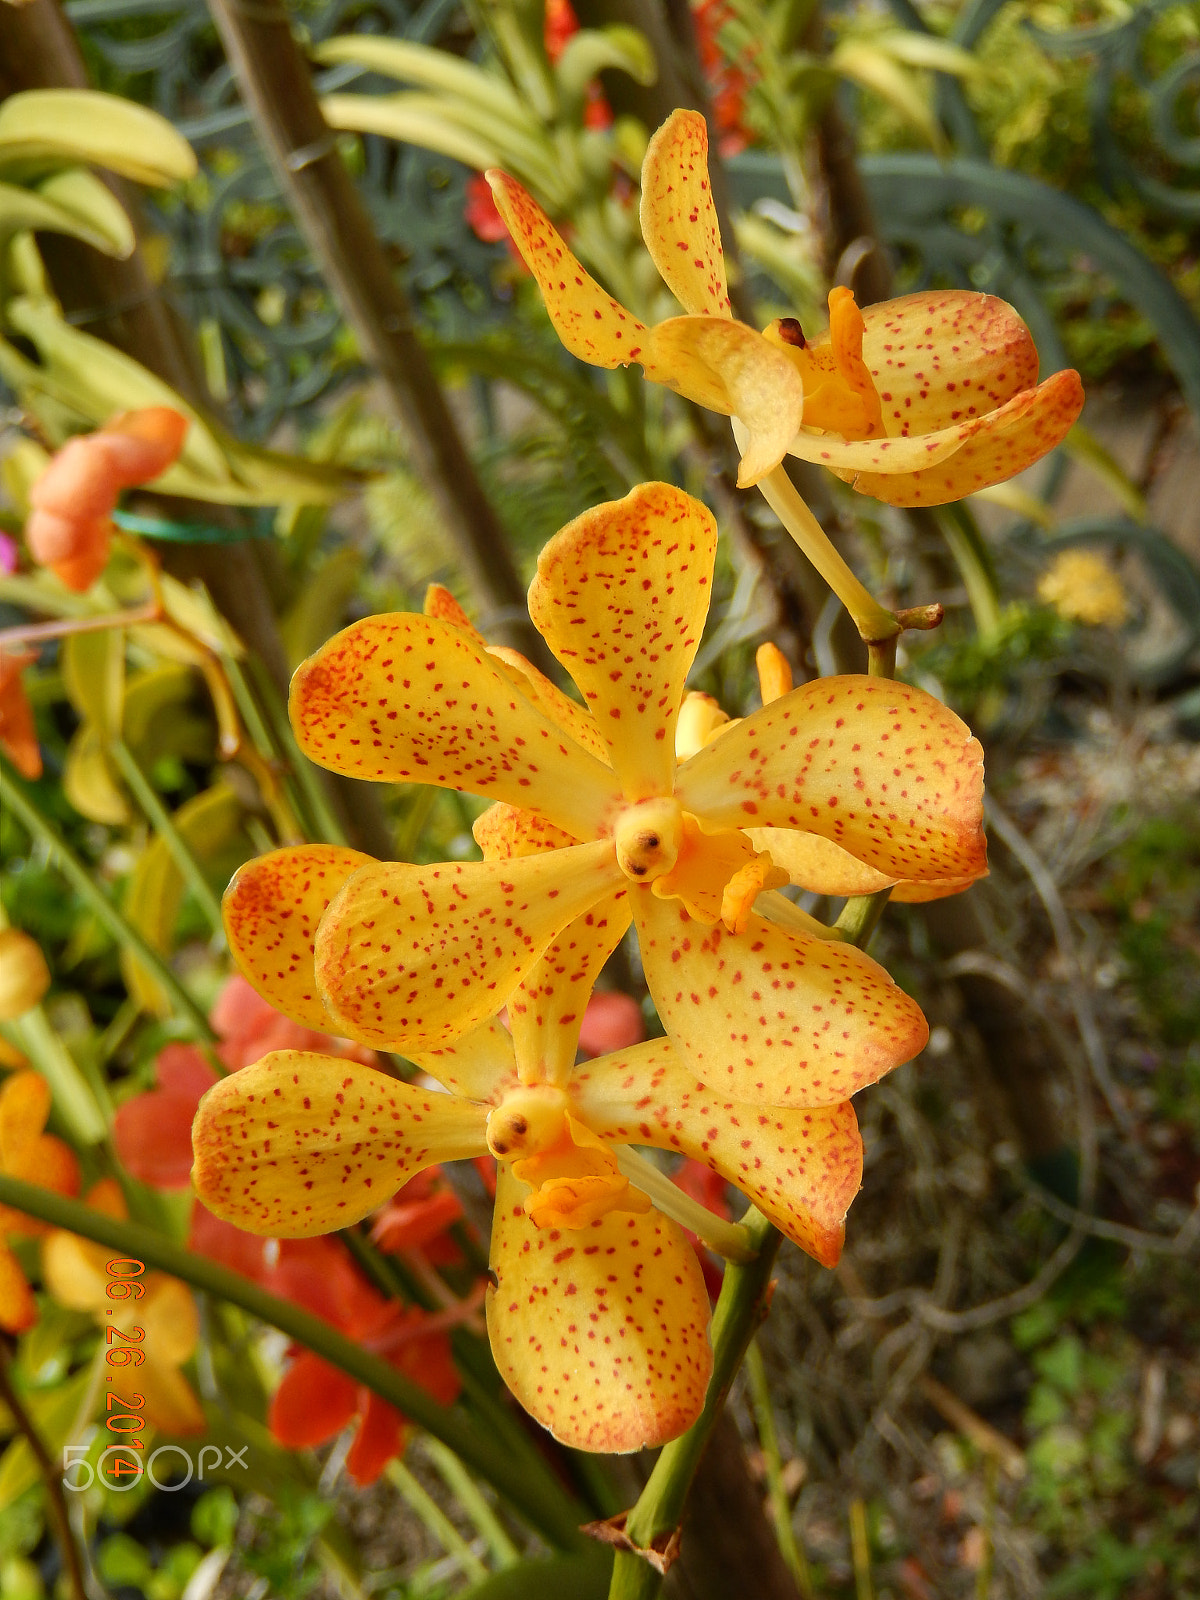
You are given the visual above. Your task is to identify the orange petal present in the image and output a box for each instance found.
[674,675,986,884]
[788,369,1084,507]
[633,891,928,1107]
[269,1351,357,1447]
[191,1050,490,1236]
[528,483,718,802]
[223,845,375,1030]
[890,874,983,903]
[862,291,1039,437]
[345,1392,406,1485]
[486,1165,712,1452]
[639,109,731,318]
[652,815,784,929]
[0,650,43,780]
[314,844,622,1053]
[486,171,651,369]
[290,613,620,839]
[0,1242,37,1334]
[423,584,479,635]
[0,1070,50,1163]
[572,1040,864,1266]
[648,317,805,486]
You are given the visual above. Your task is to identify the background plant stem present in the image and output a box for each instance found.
[0,1176,587,1553]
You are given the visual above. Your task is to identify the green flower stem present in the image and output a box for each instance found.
[834,886,893,949]
[386,1457,488,1583]
[607,1206,782,1600]
[615,1149,755,1262]
[0,756,215,1044]
[0,1176,588,1553]
[745,1340,813,1598]
[755,465,900,644]
[108,739,226,940]
[420,1434,521,1569]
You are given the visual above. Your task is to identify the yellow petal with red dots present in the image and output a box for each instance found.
[486,1165,712,1452]
[314,843,623,1053]
[529,483,718,802]
[509,893,631,1086]
[486,647,610,764]
[190,1050,490,1236]
[787,369,1083,507]
[639,109,730,318]
[473,801,580,860]
[572,1038,863,1266]
[409,1018,517,1101]
[290,613,621,840]
[486,170,651,370]
[223,844,375,1030]
[861,290,1040,437]
[675,675,986,885]
[648,318,805,487]
[632,891,928,1107]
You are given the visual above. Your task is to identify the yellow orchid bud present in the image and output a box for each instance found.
[0,930,50,1021]
[675,691,731,761]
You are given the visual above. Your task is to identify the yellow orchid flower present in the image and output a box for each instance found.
[42,1180,205,1436]
[0,1070,81,1335]
[224,481,982,1118]
[486,108,1084,504]
[193,879,863,1451]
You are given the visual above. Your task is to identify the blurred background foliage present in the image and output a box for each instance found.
[1,0,1200,1595]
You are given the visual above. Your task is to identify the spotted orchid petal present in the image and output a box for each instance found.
[572,1039,863,1267]
[223,845,374,1030]
[487,646,611,764]
[486,1165,713,1452]
[747,828,983,903]
[290,613,621,840]
[474,803,631,1085]
[647,318,806,487]
[409,1018,518,1101]
[528,483,717,802]
[633,892,928,1107]
[314,845,624,1053]
[786,368,1084,507]
[639,109,731,318]
[191,1050,490,1236]
[675,675,986,885]
[486,170,651,370]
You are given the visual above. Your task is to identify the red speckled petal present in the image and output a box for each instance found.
[314,843,623,1053]
[649,317,806,486]
[290,613,621,840]
[633,891,929,1107]
[473,801,581,858]
[572,1039,863,1266]
[486,1164,712,1451]
[223,845,374,1030]
[861,291,1038,436]
[674,675,986,884]
[486,647,611,764]
[788,369,1084,507]
[191,1049,490,1236]
[529,484,717,802]
[639,110,730,318]
[486,171,651,369]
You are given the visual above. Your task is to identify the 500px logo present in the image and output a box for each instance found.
[63,1444,250,1493]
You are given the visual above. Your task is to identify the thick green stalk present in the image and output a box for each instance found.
[0,1176,587,1553]
[0,756,215,1042]
[607,1208,783,1600]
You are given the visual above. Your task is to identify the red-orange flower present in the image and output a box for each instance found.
[0,650,42,780]
[25,408,189,591]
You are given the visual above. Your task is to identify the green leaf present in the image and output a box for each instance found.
[0,175,132,257]
[829,41,947,154]
[33,169,134,257]
[450,1552,614,1600]
[0,90,196,187]
[555,27,657,99]
[120,784,243,1014]
[61,629,124,739]
[279,546,362,669]
[0,1367,95,1512]
[313,36,531,131]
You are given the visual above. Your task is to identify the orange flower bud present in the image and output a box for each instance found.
[0,649,41,780]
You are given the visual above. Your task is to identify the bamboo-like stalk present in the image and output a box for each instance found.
[0,1175,588,1553]
[205,0,549,668]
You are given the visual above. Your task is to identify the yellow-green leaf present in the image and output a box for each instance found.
[62,628,124,738]
[0,90,197,187]
[64,723,129,825]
